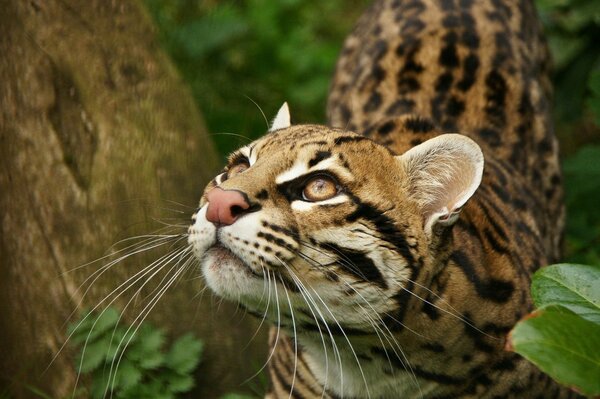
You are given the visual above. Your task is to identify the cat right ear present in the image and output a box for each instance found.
[270,102,291,131]
[397,134,484,235]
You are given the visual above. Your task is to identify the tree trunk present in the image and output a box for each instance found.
[0,0,267,397]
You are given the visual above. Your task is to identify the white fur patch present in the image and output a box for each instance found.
[275,160,309,184]
[270,102,291,131]
[291,195,349,211]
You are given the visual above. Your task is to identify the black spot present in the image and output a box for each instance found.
[422,298,440,319]
[484,70,507,127]
[402,19,425,35]
[308,151,332,168]
[412,366,466,385]
[422,342,445,353]
[440,44,459,68]
[363,91,383,112]
[402,59,424,73]
[372,65,386,83]
[339,105,352,125]
[461,30,480,49]
[442,15,460,28]
[446,96,465,117]
[255,189,268,200]
[404,116,435,133]
[397,76,421,94]
[457,53,479,91]
[492,357,516,371]
[478,127,501,147]
[377,121,396,136]
[435,72,454,92]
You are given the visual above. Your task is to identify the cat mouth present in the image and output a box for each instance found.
[205,243,263,278]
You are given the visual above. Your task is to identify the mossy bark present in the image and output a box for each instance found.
[0,0,266,397]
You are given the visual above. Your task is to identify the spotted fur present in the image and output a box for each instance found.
[189,0,579,397]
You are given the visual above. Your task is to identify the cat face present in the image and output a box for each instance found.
[188,107,483,332]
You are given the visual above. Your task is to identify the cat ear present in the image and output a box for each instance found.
[398,134,484,234]
[270,102,291,131]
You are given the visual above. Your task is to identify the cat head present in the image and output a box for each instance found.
[188,104,483,331]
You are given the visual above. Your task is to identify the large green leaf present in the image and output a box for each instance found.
[509,306,600,396]
[532,264,600,323]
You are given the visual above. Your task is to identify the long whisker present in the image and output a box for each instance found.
[298,250,422,394]
[71,246,191,397]
[244,94,269,130]
[244,268,282,383]
[106,250,194,398]
[54,236,184,376]
[283,269,338,398]
[275,260,346,398]
[278,274,299,399]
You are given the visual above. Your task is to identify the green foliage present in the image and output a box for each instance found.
[67,307,203,399]
[221,394,259,399]
[562,146,600,264]
[509,264,600,396]
[536,0,600,124]
[144,0,369,156]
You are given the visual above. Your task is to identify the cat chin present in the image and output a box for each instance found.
[201,245,265,301]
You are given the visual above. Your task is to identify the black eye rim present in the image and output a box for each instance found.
[220,155,250,182]
[227,161,250,178]
[299,172,343,202]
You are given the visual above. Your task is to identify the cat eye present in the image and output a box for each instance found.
[302,175,339,202]
[227,162,249,179]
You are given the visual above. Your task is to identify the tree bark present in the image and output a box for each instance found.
[0,0,266,397]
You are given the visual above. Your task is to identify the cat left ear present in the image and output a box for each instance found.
[397,134,484,235]
[270,102,291,131]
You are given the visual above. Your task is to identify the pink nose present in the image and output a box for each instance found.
[205,187,250,225]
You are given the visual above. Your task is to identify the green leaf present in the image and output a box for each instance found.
[90,371,112,399]
[167,373,195,393]
[114,359,142,390]
[69,308,120,345]
[509,305,600,396]
[76,334,113,373]
[532,264,600,323]
[137,349,165,370]
[165,333,203,374]
[127,324,165,368]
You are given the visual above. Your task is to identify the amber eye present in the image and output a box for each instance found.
[227,162,249,178]
[302,175,339,202]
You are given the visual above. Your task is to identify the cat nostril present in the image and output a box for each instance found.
[230,205,245,218]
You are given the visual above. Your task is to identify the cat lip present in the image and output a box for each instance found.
[207,243,263,278]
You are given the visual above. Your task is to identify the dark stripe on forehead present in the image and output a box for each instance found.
[334,135,370,145]
[308,151,332,167]
[321,242,388,289]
